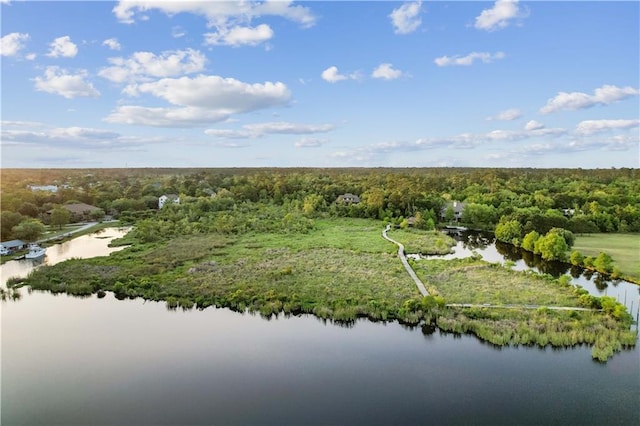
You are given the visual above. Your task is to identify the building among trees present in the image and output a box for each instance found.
[440,201,466,222]
[159,194,180,209]
[46,203,100,223]
[336,193,360,204]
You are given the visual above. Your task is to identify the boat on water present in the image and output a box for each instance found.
[25,243,46,259]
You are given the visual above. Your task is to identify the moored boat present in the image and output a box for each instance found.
[25,243,46,259]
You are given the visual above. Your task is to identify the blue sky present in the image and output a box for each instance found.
[1,1,638,168]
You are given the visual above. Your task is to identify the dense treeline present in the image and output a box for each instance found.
[2,167,639,241]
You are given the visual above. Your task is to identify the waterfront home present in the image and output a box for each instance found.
[440,201,466,222]
[0,239,26,255]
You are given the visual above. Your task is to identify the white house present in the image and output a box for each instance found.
[159,194,180,209]
[28,185,58,193]
[336,193,361,204]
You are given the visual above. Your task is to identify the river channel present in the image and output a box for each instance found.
[1,228,639,425]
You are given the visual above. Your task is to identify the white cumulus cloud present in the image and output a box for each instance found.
[206,122,334,139]
[524,120,545,131]
[575,119,640,135]
[372,63,403,80]
[487,108,522,121]
[105,106,232,127]
[105,75,291,127]
[0,32,29,56]
[47,36,78,58]
[102,38,121,50]
[205,24,274,46]
[2,125,169,151]
[99,49,206,84]
[435,51,505,67]
[540,84,640,114]
[475,0,523,31]
[134,75,289,109]
[389,1,422,34]
[112,1,316,28]
[321,66,347,83]
[34,66,100,99]
[245,122,334,135]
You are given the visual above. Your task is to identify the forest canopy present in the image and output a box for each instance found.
[1,167,639,241]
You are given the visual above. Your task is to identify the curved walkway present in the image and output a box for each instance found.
[382,224,429,296]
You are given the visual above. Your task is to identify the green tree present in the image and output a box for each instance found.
[425,217,435,230]
[568,216,599,234]
[12,219,46,242]
[1,211,24,240]
[461,203,497,229]
[444,205,455,223]
[570,250,584,266]
[50,207,71,229]
[494,219,523,246]
[521,230,540,252]
[18,202,40,218]
[302,194,325,217]
[90,208,106,222]
[362,188,385,218]
[535,232,569,261]
[549,227,575,248]
[593,252,614,274]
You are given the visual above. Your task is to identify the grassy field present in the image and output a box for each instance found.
[413,258,581,306]
[386,228,456,255]
[572,233,640,280]
[18,215,637,360]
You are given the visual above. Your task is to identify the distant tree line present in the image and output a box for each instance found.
[1,167,638,241]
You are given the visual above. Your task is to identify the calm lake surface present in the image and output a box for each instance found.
[1,229,639,425]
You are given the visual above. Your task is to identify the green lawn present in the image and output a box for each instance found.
[572,233,640,280]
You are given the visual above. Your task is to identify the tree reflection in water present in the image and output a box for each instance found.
[593,273,609,291]
[453,230,620,293]
[495,239,571,277]
[463,232,494,250]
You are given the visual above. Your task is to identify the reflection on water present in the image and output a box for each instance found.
[2,291,639,425]
[432,229,640,318]
[0,227,130,287]
[1,227,638,424]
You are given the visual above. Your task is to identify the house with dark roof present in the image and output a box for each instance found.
[440,201,466,222]
[46,203,100,222]
[336,193,360,204]
[58,203,100,222]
